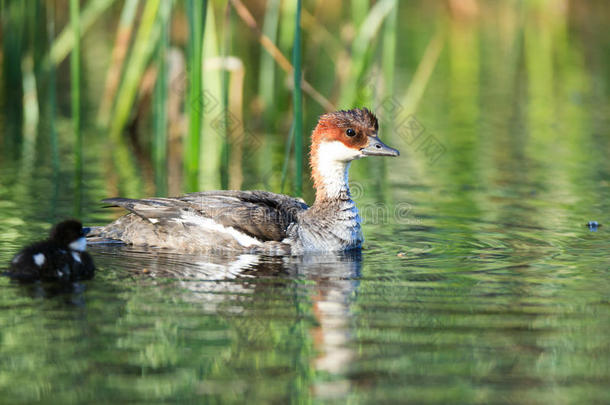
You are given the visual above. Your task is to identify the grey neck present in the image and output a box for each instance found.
[292,188,362,253]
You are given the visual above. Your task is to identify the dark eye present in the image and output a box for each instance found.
[346,128,356,137]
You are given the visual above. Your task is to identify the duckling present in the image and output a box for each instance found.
[7,219,95,282]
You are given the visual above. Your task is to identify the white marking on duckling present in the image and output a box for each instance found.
[69,237,87,252]
[72,252,82,263]
[12,254,22,264]
[33,253,45,267]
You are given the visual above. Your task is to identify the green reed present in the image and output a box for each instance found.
[108,0,161,196]
[401,29,444,116]
[259,0,280,127]
[382,0,397,100]
[292,0,303,196]
[47,1,60,219]
[199,1,222,191]
[338,0,397,108]
[109,0,160,141]
[49,0,116,67]
[351,0,369,27]
[219,4,232,190]
[2,0,25,149]
[97,0,140,125]
[184,0,208,192]
[152,0,172,196]
[257,0,281,187]
[70,0,82,216]
[1,0,449,202]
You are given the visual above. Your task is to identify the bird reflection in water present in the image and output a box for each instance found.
[91,244,362,399]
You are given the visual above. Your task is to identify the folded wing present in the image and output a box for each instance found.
[97,191,308,246]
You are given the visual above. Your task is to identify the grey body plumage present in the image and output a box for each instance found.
[90,190,362,255]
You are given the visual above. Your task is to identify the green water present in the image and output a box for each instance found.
[2,1,610,404]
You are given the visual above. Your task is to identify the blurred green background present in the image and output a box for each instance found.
[1,0,607,211]
[1,1,610,403]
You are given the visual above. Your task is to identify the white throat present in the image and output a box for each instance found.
[69,237,87,252]
[314,141,361,199]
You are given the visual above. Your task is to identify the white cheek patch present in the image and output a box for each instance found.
[33,253,46,267]
[69,237,87,252]
[317,141,362,162]
[71,252,82,263]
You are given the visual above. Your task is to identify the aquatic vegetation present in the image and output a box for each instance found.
[0,0,605,210]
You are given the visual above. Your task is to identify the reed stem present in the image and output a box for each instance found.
[220,4,231,190]
[259,0,280,125]
[292,0,303,196]
[229,0,333,111]
[109,0,161,141]
[402,29,444,115]
[280,123,295,193]
[47,1,60,219]
[49,0,116,67]
[153,0,172,196]
[338,0,396,108]
[97,0,140,125]
[70,0,82,216]
[185,0,208,192]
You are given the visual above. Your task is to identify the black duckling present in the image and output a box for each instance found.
[7,219,95,282]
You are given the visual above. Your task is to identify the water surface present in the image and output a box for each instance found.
[1,2,610,404]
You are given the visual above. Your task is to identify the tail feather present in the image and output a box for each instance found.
[85,226,125,244]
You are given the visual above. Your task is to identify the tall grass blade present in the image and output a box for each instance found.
[279,0,296,55]
[70,0,82,216]
[382,0,397,100]
[21,56,38,150]
[199,1,222,190]
[48,0,116,66]
[107,0,160,196]
[371,0,398,202]
[280,122,295,193]
[220,4,231,190]
[292,0,303,196]
[185,0,208,192]
[22,3,39,141]
[1,0,25,149]
[230,0,333,111]
[402,29,444,115]
[109,0,160,141]
[351,0,369,27]
[226,58,245,190]
[203,56,246,190]
[17,4,38,193]
[153,0,172,196]
[258,0,280,125]
[97,0,140,125]
[47,1,60,219]
[338,0,396,108]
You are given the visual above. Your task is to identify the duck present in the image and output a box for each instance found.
[89,108,399,254]
[7,219,95,282]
